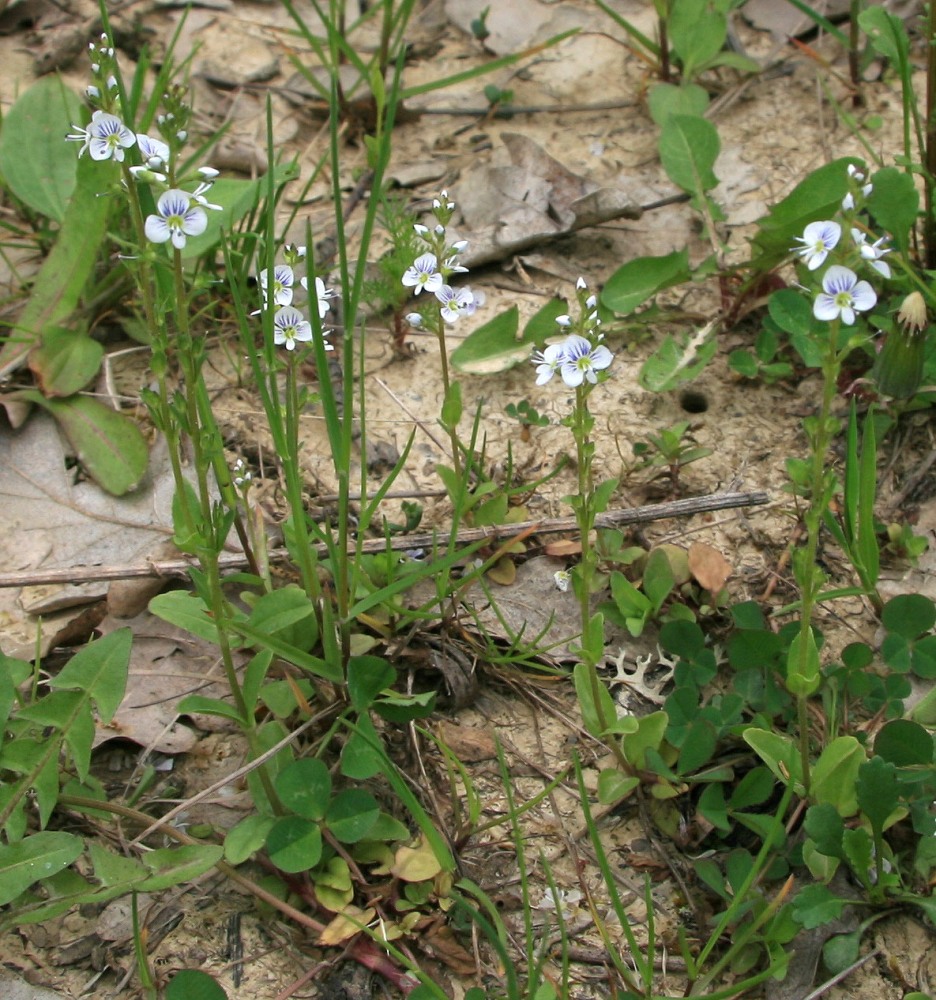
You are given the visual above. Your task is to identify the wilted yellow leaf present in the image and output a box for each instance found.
[318,905,375,945]
[391,835,443,882]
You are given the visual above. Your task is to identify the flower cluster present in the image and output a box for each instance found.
[531,278,613,389]
[401,191,483,327]
[256,245,334,352]
[790,164,889,326]
[66,40,222,251]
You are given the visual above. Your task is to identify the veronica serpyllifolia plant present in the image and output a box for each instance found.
[786,162,891,787]
[532,279,626,758]
[401,191,483,478]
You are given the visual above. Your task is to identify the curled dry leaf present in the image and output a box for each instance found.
[688,541,732,594]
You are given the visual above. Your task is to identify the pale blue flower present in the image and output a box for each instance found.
[531,343,566,385]
[300,275,332,320]
[793,220,841,270]
[66,110,136,162]
[260,265,296,307]
[144,189,207,249]
[136,133,170,169]
[273,306,315,351]
[813,265,876,325]
[436,285,473,323]
[851,228,891,278]
[558,334,613,387]
[402,253,442,295]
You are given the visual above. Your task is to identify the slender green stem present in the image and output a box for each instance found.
[791,320,842,791]
[283,353,322,601]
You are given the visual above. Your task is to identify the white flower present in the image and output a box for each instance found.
[813,265,877,325]
[558,334,613,387]
[273,306,314,351]
[405,312,424,329]
[260,265,296,307]
[436,285,473,323]
[537,888,582,916]
[851,228,892,278]
[531,343,566,385]
[413,224,429,236]
[135,133,170,170]
[129,165,166,184]
[792,220,841,270]
[198,166,219,180]
[66,110,136,162]
[402,253,443,295]
[555,315,572,328]
[300,275,332,320]
[554,570,571,592]
[191,180,222,212]
[144,189,207,249]
[442,255,469,275]
[576,276,587,290]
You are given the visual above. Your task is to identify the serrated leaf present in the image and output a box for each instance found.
[793,883,846,929]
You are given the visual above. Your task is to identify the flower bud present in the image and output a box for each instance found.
[874,293,929,399]
[898,291,927,333]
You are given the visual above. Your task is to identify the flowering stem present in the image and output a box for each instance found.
[434,318,463,481]
[791,318,843,792]
[283,352,322,602]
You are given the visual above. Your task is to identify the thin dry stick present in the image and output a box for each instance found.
[0,490,769,589]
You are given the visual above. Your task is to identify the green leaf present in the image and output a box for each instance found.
[340,714,385,780]
[859,5,910,66]
[0,831,84,906]
[149,591,221,644]
[647,82,709,126]
[644,547,676,612]
[677,719,718,774]
[23,393,148,496]
[139,845,223,890]
[810,736,863,816]
[658,115,720,198]
[450,306,521,374]
[0,76,82,222]
[440,379,462,431]
[275,758,331,820]
[50,627,131,724]
[669,0,727,80]
[621,711,668,771]
[868,167,918,253]
[874,719,933,766]
[326,789,380,843]
[175,695,245,724]
[697,782,729,831]
[768,289,814,339]
[0,150,112,378]
[87,841,148,888]
[247,586,318,653]
[729,767,775,810]
[882,594,936,638]
[166,969,229,1000]
[602,249,691,316]
[597,767,639,805]
[743,728,802,790]
[266,816,322,873]
[347,655,395,712]
[856,756,899,837]
[786,627,821,697]
[29,327,104,397]
[224,814,274,865]
[804,803,846,859]
[574,662,618,739]
[793,883,846,929]
[823,930,863,975]
[751,157,858,269]
[638,324,717,392]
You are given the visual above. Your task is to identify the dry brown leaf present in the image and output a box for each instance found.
[434,720,496,762]
[544,539,581,557]
[688,542,732,594]
[318,906,375,946]
[422,922,477,976]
